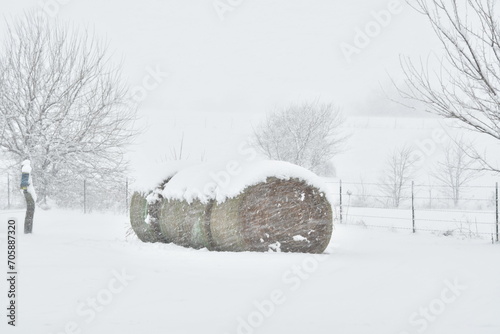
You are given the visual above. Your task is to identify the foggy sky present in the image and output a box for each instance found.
[1,0,442,117]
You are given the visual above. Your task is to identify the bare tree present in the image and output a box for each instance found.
[253,101,347,175]
[0,13,137,204]
[353,176,370,207]
[431,137,479,206]
[380,145,419,208]
[399,0,500,170]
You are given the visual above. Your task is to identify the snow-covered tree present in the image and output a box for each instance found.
[0,13,137,204]
[253,101,346,175]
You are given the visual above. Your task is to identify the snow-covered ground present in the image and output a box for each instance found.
[1,209,499,334]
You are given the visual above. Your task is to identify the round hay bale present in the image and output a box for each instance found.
[210,177,332,253]
[159,199,213,249]
[130,191,163,242]
[129,178,172,243]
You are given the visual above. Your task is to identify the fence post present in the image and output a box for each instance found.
[339,179,343,224]
[83,179,87,214]
[496,182,498,242]
[412,181,415,233]
[7,174,11,210]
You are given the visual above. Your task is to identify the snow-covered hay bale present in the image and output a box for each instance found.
[157,161,333,253]
[159,199,213,249]
[210,177,332,253]
[129,162,198,243]
[129,191,165,243]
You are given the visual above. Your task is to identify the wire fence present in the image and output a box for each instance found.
[0,174,130,214]
[2,172,499,241]
[328,180,500,242]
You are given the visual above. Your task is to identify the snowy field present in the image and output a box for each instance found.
[2,1,500,334]
[1,209,499,334]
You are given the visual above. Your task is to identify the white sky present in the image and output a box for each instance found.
[1,0,442,116]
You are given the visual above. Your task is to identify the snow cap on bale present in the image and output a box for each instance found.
[161,160,333,204]
[131,160,197,193]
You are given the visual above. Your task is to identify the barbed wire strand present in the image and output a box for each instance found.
[327,181,496,189]
[336,192,494,202]
[346,214,495,225]
[347,223,495,235]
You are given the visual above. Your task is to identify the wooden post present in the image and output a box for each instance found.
[23,190,35,234]
[339,180,343,224]
[412,181,415,233]
[21,162,35,234]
